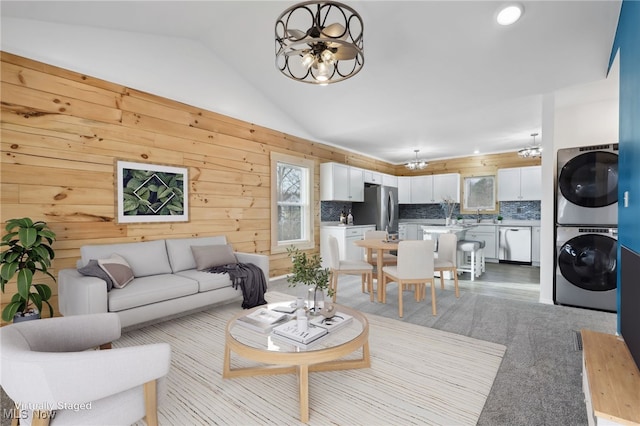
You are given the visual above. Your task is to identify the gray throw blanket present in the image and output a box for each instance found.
[205,262,267,309]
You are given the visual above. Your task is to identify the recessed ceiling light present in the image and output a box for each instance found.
[474,150,480,154]
[496,3,524,26]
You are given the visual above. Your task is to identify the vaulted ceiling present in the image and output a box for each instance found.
[1,1,621,164]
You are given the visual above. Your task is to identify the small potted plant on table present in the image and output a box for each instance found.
[0,217,56,323]
[286,247,332,315]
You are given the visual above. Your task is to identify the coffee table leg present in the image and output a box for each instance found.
[298,364,309,423]
[222,343,231,378]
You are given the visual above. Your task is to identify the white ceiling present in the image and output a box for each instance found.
[0,1,621,164]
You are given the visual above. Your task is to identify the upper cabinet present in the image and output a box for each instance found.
[320,162,364,202]
[433,173,461,203]
[398,176,411,203]
[398,173,460,204]
[498,166,542,201]
[364,171,397,187]
[363,170,382,185]
[382,173,398,188]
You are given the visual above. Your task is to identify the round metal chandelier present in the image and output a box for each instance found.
[275,1,364,85]
[518,133,543,158]
[405,150,428,170]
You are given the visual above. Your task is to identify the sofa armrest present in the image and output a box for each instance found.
[235,252,269,281]
[58,269,109,316]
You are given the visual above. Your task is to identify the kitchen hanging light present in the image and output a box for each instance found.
[405,150,428,170]
[275,1,364,85]
[518,133,543,158]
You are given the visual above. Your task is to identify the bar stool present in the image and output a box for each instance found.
[457,240,485,281]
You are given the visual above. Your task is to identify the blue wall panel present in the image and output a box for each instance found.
[609,0,640,333]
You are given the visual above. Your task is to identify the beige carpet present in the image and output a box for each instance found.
[117,292,506,425]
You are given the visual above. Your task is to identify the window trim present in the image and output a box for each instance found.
[271,152,315,254]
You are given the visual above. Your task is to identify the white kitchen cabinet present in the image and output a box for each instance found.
[320,162,364,202]
[399,173,460,204]
[410,175,433,203]
[398,176,411,203]
[382,173,398,187]
[433,173,461,203]
[531,226,540,265]
[498,166,542,201]
[364,170,382,185]
[465,224,498,261]
[320,225,376,268]
[398,223,420,240]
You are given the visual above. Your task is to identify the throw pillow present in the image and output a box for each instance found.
[191,244,238,270]
[98,254,134,289]
[78,259,115,291]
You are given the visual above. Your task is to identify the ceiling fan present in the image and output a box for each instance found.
[275,1,364,84]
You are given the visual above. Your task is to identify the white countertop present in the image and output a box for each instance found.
[399,219,540,227]
[321,222,377,228]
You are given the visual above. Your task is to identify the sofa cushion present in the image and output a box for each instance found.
[191,244,237,270]
[166,236,228,273]
[81,240,172,277]
[78,259,115,291]
[175,269,234,292]
[98,254,134,289]
[108,274,199,312]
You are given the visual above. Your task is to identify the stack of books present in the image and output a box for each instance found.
[309,312,353,332]
[236,308,290,333]
[272,320,328,345]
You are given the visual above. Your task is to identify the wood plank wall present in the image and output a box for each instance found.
[0,52,540,322]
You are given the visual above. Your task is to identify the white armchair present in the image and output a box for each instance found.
[0,313,171,426]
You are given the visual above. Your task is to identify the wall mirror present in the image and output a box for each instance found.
[461,174,498,214]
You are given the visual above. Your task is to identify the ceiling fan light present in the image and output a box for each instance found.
[275,1,364,85]
[301,53,315,68]
[497,4,524,26]
[321,49,336,64]
[317,61,330,76]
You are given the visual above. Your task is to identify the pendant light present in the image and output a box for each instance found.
[518,133,542,158]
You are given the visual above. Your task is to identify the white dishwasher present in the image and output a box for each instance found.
[498,226,532,264]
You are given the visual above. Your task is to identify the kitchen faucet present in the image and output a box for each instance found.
[477,209,481,223]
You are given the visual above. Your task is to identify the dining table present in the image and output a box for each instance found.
[353,238,400,302]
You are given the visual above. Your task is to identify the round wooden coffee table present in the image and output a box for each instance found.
[223,302,370,423]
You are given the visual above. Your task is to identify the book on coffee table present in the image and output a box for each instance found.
[309,312,353,333]
[236,308,290,333]
[272,320,328,344]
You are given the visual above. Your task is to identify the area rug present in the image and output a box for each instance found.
[118,292,506,425]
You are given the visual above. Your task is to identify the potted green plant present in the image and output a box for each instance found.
[0,218,56,322]
[496,215,503,224]
[286,247,332,313]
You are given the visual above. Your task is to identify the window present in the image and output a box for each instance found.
[461,174,497,213]
[271,152,315,253]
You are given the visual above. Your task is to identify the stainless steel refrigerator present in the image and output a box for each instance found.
[351,184,399,233]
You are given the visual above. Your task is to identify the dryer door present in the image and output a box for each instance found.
[558,151,618,208]
[557,234,617,292]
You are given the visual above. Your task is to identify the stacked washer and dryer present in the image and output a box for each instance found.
[555,144,618,312]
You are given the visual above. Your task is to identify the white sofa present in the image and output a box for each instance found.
[58,236,269,328]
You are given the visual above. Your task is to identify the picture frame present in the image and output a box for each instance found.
[116,160,189,223]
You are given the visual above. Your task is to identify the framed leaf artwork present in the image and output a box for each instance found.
[116,161,189,223]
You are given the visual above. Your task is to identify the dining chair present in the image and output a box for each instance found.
[327,235,374,302]
[382,240,436,317]
[434,233,460,298]
[364,230,398,271]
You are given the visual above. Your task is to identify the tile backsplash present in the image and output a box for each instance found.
[322,200,540,222]
[321,201,353,221]
[399,200,540,221]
